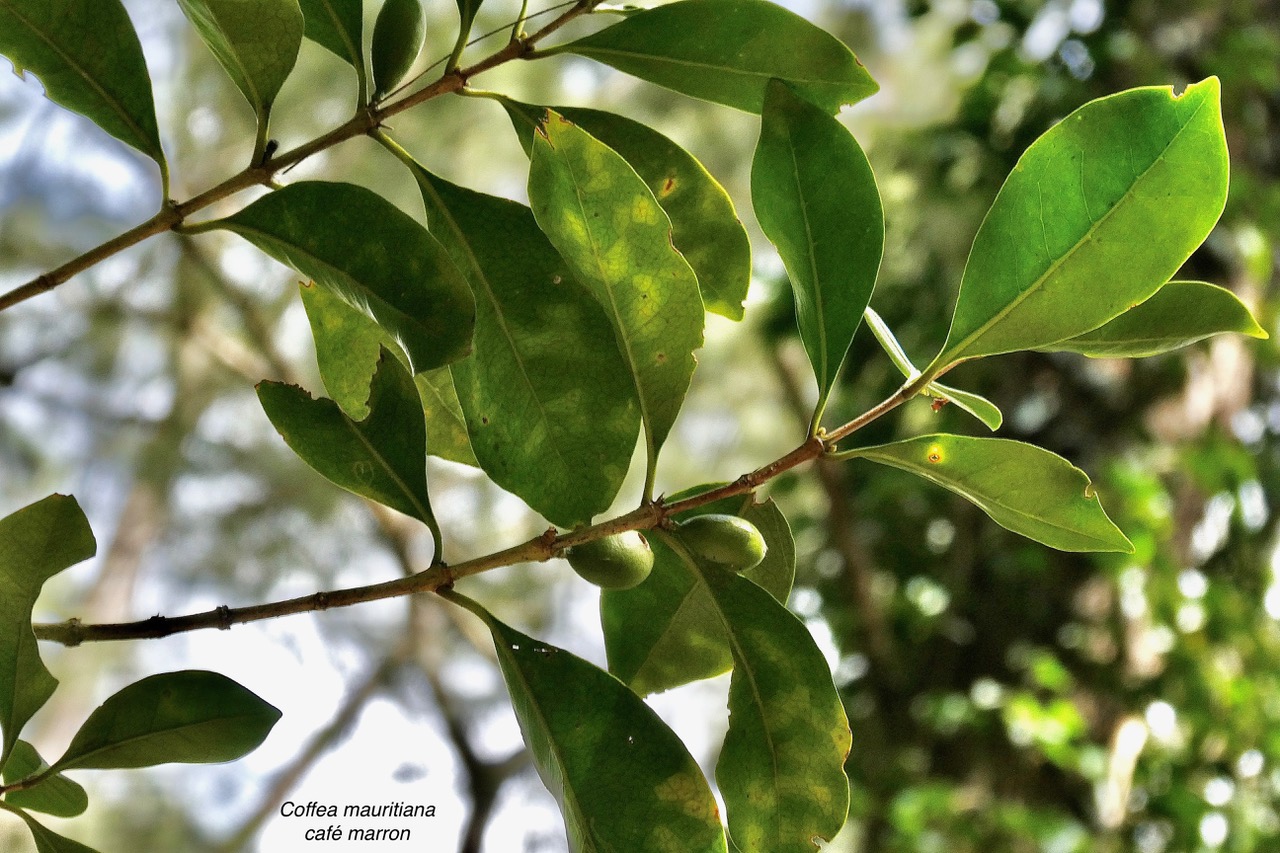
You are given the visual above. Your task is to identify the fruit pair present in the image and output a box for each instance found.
[564,514,767,589]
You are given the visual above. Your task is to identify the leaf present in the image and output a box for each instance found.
[51,671,280,771]
[219,181,476,373]
[0,0,165,174]
[544,0,877,114]
[298,0,363,76]
[929,78,1229,371]
[371,0,424,97]
[444,592,728,853]
[0,495,95,767]
[863,307,1002,431]
[841,434,1133,553]
[1,741,88,818]
[399,154,641,527]
[298,282,477,466]
[503,98,751,320]
[927,383,1003,432]
[753,79,883,419]
[659,534,850,852]
[0,804,101,853]
[529,113,704,485]
[1037,280,1268,358]
[299,281,384,420]
[603,492,795,696]
[177,0,304,120]
[415,370,479,468]
[455,0,484,42]
[258,349,438,529]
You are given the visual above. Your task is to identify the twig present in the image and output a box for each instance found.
[33,411,889,646]
[0,0,604,315]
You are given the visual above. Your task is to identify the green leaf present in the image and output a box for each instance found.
[930,78,1229,371]
[0,495,95,767]
[298,282,477,466]
[841,434,1133,553]
[397,153,641,528]
[1,741,88,818]
[502,99,751,320]
[177,0,304,121]
[0,744,80,816]
[753,80,883,421]
[660,534,850,852]
[298,0,363,73]
[0,803,100,853]
[1037,280,1268,358]
[258,349,439,530]
[51,671,280,771]
[529,113,704,492]
[544,0,877,114]
[863,307,1002,431]
[371,0,424,97]
[415,370,479,468]
[0,0,166,176]
[218,181,476,373]
[444,592,728,853]
[455,0,484,43]
[602,491,795,696]
[298,280,384,420]
[927,383,1003,432]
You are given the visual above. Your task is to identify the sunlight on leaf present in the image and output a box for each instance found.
[930,78,1229,371]
[399,150,641,527]
[658,533,851,852]
[753,79,883,423]
[1038,280,1268,358]
[842,434,1133,552]
[503,98,751,321]
[529,112,703,494]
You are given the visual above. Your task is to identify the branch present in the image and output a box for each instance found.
[32,391,914,647]
[0,0,603,315]
[31,347,926,647]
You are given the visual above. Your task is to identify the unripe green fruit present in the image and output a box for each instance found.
[677,514,767,571]
[371,0,425,97]
[564,531,654,590]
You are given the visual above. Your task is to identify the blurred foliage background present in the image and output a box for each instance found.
[1,0,1278,850]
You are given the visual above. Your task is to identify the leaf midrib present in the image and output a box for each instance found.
[938,92,1211,368]
[182,0,266,109]
[493,638,601,852]
[782,118,829,392]
[719,615,782,842]
[57,712,264,771]
[317,0,359,66]
[341,414,432,525]
[544,137,657,449]
[862,451,1120,548]
[568,46,851,91]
